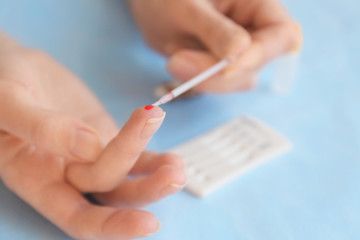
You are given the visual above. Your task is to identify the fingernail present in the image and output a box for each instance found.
[71,129,102,161]
[141,112,166,139]
[144,221,162,237]
[168,55,199,80]
[160,182,185,198]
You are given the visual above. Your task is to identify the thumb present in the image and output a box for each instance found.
[0,81,103,162]
[66,105,166,193]
[167,49,218,84]
[178,2,251,58]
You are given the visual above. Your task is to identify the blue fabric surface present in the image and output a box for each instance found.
[0,0,359,239]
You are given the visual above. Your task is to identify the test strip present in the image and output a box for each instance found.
[153,56,235,106]
[169,116,292,198]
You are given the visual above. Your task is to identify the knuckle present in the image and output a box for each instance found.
[32,114,71,147]
[33,116,57,146]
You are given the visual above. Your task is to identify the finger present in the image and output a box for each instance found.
[0,132,26,172]
[226,23,301,81]
[176,1,251,58]
[3,178,160,240]
[232,0,302,56]
[66,106,166,193]
[129,152,184,176]
[217,72,259,92]
[250,22,302,63]
[94,164,186,208]
[0,81,103,162]
[167,49,217,86]
[194,67,259,93]
[246,0,292,28]
[162,36,205,56]
[167,49,252,92]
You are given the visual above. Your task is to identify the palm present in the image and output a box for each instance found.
[0,132,67,210]
[2,49,118,140]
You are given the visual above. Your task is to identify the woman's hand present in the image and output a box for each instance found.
[130,0,302,92]
[0,33,186,239]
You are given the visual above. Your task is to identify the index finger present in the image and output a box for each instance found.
[66,106,166,193]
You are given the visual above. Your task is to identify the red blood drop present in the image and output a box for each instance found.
[144,105,154,110]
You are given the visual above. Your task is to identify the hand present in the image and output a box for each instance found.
[130,0,302,92]
[0,33,186,239]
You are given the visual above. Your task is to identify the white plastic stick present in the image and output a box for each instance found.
[153,56,235,106]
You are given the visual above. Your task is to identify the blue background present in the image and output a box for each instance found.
[0,0,359,239]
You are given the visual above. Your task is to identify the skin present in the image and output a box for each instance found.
[130,0,302,92]
[0,34,186,240]
[0,0,301,239]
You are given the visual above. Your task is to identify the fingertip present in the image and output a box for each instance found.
[128,106,166,132]
[134,164,186,201]
[163,164,187,185]
[127,210,160,237]
[157,165,187,198]
[159,153,185,170]
[102,210,160,239]
[144,221,162,237]
[138,164,187,197]
[290,22,303,54]
[144,105,155,110]
[129,106,166,139]
[142,105,166,125]
[133,105,165,119]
